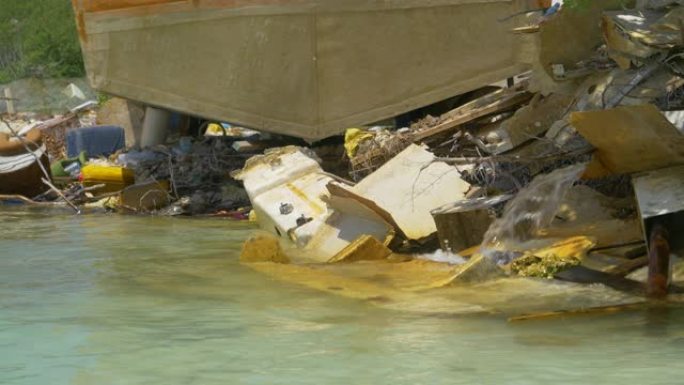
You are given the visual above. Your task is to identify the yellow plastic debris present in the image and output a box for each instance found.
[240,233,290,264]
[343,128,374,158]
[328,235,392,263]
[80,164,135,193]
[508,236,597,279]
[531,236,596,260]
[205,123,225,136]
[244,259,460,299]
[248,209,258,222]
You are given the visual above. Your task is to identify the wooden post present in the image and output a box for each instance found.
[433,208,494,252]
[4,87,15,115]
[647,223,671,298]
[431,195,511,252]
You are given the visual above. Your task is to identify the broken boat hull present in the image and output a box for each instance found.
[0,130,51,198]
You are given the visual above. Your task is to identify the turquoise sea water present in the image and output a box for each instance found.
[2,209,684,385]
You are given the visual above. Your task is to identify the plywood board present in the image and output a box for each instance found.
[349,144,472,241]
[570,104,684,177]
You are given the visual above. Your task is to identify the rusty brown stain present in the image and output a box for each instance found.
[647,224,671,298]
[76,0,184,13]
[200,0,311,7]
[76,12,88,43]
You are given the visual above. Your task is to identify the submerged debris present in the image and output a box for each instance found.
[511,253,581,279]
[234,0,684,307]
[3,0,684,315]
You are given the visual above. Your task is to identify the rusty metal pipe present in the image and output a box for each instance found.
[647,223,671,298]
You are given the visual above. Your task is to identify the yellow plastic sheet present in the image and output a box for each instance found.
[343,128,373,158]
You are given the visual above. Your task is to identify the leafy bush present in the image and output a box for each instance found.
[0,0,85,84]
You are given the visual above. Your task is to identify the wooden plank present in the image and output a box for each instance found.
[512,25,540,34]
[3,88,14,115]
[554,265,644,293]
[570,104,684,177]
[605,256,649,277]
[508,302,649,322]
[412,84,532,142]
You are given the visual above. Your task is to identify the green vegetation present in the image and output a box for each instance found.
[0,0,84,84]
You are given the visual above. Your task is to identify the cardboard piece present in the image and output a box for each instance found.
[570,104,684,177]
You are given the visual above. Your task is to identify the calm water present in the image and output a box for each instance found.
[2,209,684,385]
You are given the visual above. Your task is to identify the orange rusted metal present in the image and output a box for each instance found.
[647,224,671,298]
[74,0,310,14]
[74,0,184,13]
[71,0,88,43]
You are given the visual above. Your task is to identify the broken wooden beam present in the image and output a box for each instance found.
[554,265,644,293]
[412,83,533,142]
[605,256,649,277]
[508,302,649,322]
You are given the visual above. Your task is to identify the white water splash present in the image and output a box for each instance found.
[481,163,587,264]
[416,250,467,265]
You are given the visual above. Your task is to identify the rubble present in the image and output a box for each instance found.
[234,0,684,312]
[511,253,581,279]
[0,100,255,216]
[119,180,170,213]
[3,0,684,316]
[0,126,51,198]
[347,127,413,181]
[411,82,533,144]
[234,146,394,262]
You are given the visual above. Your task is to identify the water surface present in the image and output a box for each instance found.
[2,209,684,385]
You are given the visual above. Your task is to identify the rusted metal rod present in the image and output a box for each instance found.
[647,223,671,298]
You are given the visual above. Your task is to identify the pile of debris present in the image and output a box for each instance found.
[0,102,96,205]
[0,102,258,217]
[2,0,683,316]
[238,0,684,311]
[113,137,251,216]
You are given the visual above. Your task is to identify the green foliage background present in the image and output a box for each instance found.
[0,0,84,84]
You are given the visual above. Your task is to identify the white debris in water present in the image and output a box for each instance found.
[416,250,467,265]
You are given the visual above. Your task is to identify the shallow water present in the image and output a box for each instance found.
[2,209,684,385]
